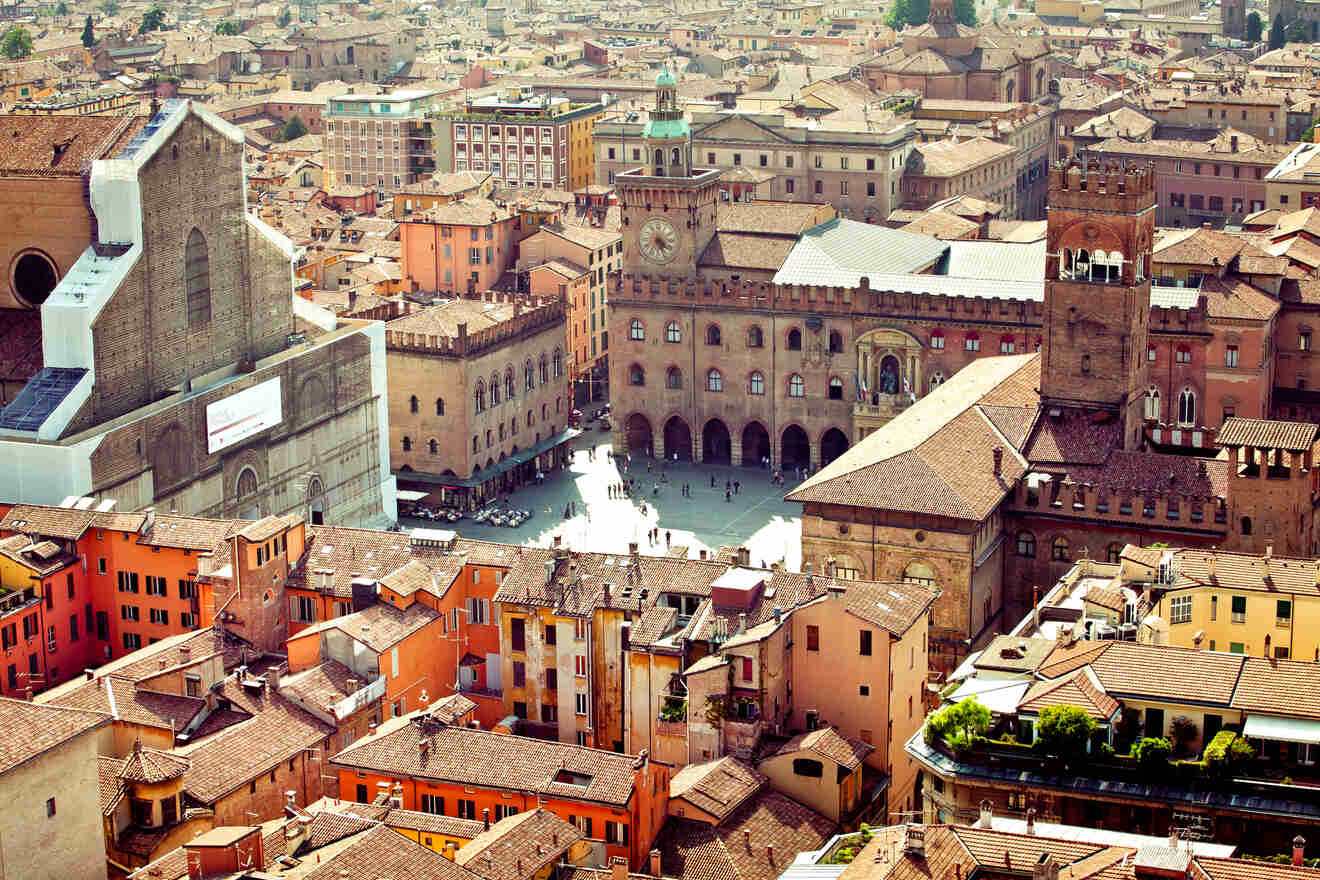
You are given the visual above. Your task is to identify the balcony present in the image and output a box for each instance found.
[459,683,503,700]
[657,696,687,738]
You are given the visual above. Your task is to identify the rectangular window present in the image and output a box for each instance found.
[69,614,79,643]
[741,657,753,682]
[806,624,819,651]
[513,661,526,687]
[575,654,587,676]
[1231,595,1247,623]
[1169,595,1192,624]
[511,618,526,652]
[1278,599,1293,625]
[457,799,476,819]
[546,668,558,690]
[117,572,139,593]
[605,821,630,846]
[145,576,167,597]
[121,605,140,622]
[421,794,444,814]
[123,633,142,650]
[1225,345,1239,367]
[149,608,168,626]
[576,692,588,715]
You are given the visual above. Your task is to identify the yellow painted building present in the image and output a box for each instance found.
[1121,546,1320,660]
[385,809,484,855]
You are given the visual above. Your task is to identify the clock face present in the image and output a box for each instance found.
[639,216,678,264]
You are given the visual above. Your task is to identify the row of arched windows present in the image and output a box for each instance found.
[628,364,815,398]
[409,396,446,416]
[1016,532,1125,564]
[1060,247,1124,283]
[470,401,562,454]
[473,350,563,413]
[628,319,845,354]
[1143,386,1197,426]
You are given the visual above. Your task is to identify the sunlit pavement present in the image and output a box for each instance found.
[402,430,803,570]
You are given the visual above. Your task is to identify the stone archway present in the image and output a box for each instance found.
[781,424,809,470]
[702,418,731,465]
[741,421,770,467]
[821,427,849,467]
[626,413,654,456]
[663,416,693,461]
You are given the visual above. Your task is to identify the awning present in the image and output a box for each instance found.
[947,678,1031,716]
[396,490,430,502]
[1243,714,1320,745]
[394,428,581,489]
[458,652,486,667]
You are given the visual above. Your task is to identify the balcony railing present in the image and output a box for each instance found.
[459,683,503,699]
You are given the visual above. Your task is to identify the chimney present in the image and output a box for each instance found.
[611,856,629,880]
[265,669,280,693]
[390,782,404,809]
[993,446,1003,476]
[1206,554,1216,579]
[767,844,775,865]
[1295,836,1307,866]
[904,825,925,858]
[178,644,191,663]
[1192,630,1205,649]
[736,547,750,566]
[1026,808,1036,835]
[978,799,993,828]
[1169,827,1179,849]
[483,808,491,830]
[649,849,662,877]
[1034,853,1059,880]
[744,828,751,848]
[699,549,707,560]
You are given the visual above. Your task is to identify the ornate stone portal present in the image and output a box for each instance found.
[852,327,925,443]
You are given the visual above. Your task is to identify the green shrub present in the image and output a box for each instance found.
[1033,705,1096,763]
[925,698,990,749]
[1133,736,1173,771]
[1095,742,1115,761]
[1203,730,1254,776]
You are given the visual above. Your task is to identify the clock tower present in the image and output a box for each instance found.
[617,67,721,280]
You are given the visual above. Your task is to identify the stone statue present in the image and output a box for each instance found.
[881,361,899,395]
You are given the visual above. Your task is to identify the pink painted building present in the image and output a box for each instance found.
[399,198,520,294]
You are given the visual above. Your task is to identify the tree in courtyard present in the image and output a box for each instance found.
[1,26,33,59]
[925,698,991,752]
[1269,12,1285,49]
[81,14,96,46]
[280,114,308,141]
[1246,10,1262,41]
[138,5,165,33]
[214,19,238,34]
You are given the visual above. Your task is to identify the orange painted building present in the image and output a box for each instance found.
[330,719,670,871]
[283,528,516,727]
[400,198,522,294]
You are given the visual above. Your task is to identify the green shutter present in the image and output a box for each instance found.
[1278,599,1293,619]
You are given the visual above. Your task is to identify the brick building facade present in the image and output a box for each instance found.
[0,102,395,528]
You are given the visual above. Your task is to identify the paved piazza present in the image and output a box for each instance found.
[403,428,804,569]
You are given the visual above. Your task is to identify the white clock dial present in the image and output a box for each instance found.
[639,217,678,264]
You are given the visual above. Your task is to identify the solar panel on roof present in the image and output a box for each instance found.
[0,367,88,432]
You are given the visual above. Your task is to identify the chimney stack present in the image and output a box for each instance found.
[978,799,993,828]
[767,845,774,865]
[179,644,191,662]
[993,446,1003,476]
[1295,836,1307,867]
[649,849,662,876]
[483,808,491,831]
[744,829,751,848]
[1206,554,1216,579]
[265,669,280,693]
[611,856,629,880]
[1025,808,1036,835]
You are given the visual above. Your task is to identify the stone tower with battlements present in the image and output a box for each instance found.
[1041,159,1157,451]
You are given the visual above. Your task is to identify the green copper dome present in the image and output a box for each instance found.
[656,67,676,86]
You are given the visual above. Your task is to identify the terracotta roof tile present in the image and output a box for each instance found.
[698,232,796,271]
[330,720,644,807]
[295,601,441,653]
[301,824,481,880]
[455,808,584,879]
[788,355,1038,521]
[0,114,148,177]
[670,757,767,822]
[839,578,937,637]
[1231,657,1320,719]
[99,755,127,814]
[656,789,836,880]
[772,726,873,770]
[382,807,485,839]
[1216,417,1319,452]
[1020,669,1120,719]
[180,676,332,803]
[118,742,190,783]
[0,696,109,775]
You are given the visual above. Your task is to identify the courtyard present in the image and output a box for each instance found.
[401,428,804,569]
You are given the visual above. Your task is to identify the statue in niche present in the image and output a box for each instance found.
[880,355,900,395]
